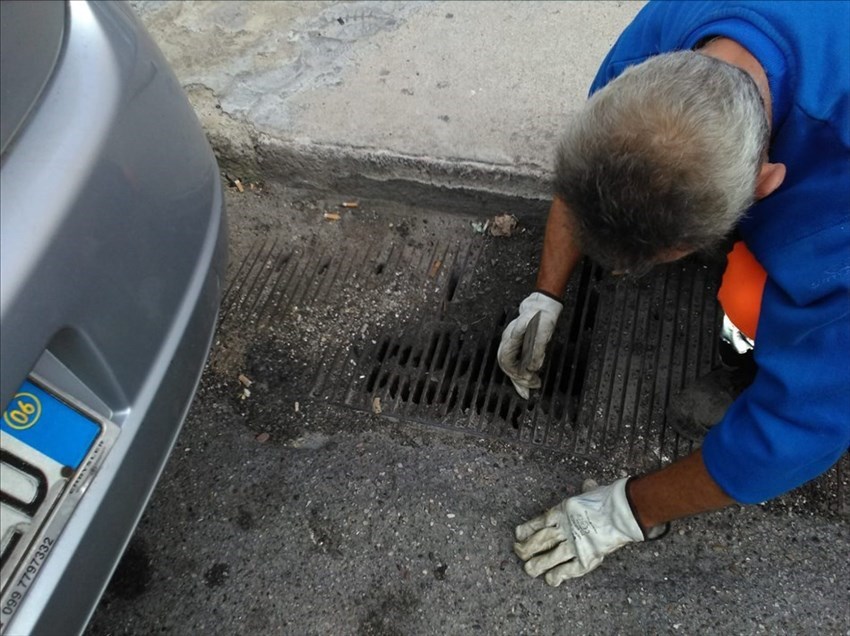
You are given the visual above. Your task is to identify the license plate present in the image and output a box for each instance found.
[0,377,119,626]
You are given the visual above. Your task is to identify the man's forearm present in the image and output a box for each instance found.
[535,197,583,297]
[535,200,734,527]
[627,449,734,530]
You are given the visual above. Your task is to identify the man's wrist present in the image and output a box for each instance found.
[533,288,564,303]
[625,476,651,534]
[624,451,733,537]
[625,477,670,541]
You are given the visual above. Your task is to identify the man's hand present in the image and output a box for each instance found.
[514,478,645,585]
[497,292,562,398]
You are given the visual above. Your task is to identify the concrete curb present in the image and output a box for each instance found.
[134,1,646,215]
[187,85,552,215]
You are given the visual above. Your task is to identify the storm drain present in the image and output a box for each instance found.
[310,258,722,468]
[311,259,601,449]
[220,210,847,515]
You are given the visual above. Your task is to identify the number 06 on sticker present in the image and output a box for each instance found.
[0,378,119,627]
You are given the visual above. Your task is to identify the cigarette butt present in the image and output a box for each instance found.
[234,179,244,193]
[324,212,341,221]
[428,259,442,278]
[341,201,359,208]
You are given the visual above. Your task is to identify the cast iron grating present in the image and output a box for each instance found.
[311,260,604,449]
[575,260,725,468]
[218,230,483,368]
[222,221,847,515]
[314,258,724,470]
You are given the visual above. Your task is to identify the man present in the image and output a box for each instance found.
[498,1,849,586]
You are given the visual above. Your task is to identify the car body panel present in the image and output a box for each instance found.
[0,1,227,633]
[0,0,65,155]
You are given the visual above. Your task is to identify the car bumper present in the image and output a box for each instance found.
[6,193,226,636]
[1,1,228,632]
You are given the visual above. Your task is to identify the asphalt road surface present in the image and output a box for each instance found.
[86,185,850,635]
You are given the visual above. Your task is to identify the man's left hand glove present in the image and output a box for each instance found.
[514,478,645,586]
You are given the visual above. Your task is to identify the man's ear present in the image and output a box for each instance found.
[755,162,786,200]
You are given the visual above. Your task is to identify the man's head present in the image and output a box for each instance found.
[555,50,782,275]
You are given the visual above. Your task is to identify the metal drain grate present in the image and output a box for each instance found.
[576,261,724,468]
[220,235,477,329]
[221,214,846,515]
[311,258,722,468]
[310,259,600,446]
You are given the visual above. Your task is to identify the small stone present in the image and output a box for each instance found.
[290,432,329,449]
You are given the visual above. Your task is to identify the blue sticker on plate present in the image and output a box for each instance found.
[2,380,100,470]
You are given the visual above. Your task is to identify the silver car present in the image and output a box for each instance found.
[0,1,227,633]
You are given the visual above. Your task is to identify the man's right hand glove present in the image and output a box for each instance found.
[497,292,562,399]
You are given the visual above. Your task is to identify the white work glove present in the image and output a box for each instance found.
[514,478,649,586]
[497,292,562,399]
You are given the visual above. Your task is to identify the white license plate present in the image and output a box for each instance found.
[0,377,118,627]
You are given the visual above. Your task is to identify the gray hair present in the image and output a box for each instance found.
[555,50,769,274]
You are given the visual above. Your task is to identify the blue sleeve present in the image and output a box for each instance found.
[587,1,738,95]
[702,225,850,504]
[589,1,801,127]
[589,2,663,96]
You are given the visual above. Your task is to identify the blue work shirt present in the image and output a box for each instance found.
[590,1,850,503]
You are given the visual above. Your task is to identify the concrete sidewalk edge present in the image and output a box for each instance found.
[187,86,553,215]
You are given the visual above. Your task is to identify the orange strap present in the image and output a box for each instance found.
[717,241,766,341]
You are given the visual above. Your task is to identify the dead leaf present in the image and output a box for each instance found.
[489,214,518,237]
